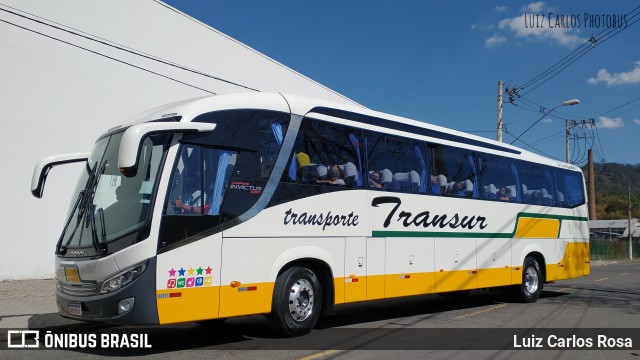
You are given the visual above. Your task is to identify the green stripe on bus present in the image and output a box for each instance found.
[371,212,588,238]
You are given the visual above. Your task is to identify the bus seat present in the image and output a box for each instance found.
[296,152,311,169]
[381,169,393,190]
[316,164,328,178]
[392,171,419,192]
[433,174,447,195]
[541,188,553,204]
[484,183,497,196]
[339,162,359,187]
[506,185,517,198]
[463,179,473,195]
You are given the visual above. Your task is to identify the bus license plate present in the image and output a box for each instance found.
[68,303,82,316]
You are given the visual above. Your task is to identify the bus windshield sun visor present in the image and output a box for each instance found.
[118,122,216,177]
[31,152,91,198]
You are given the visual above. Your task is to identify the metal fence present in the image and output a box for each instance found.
[590,238,640,260]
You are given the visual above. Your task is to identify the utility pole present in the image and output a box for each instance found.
[497,81,503,142]
[630,185,633,260]
[566,119,571,163]
[588,149,596,220]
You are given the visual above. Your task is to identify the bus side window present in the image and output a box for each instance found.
[435,145,476,198]
[520,163,556,206]
[555,169,585,208]
[365,133,425,193]
[286,118,363,188]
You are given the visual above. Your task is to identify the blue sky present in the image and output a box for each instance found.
[164,1,640,165]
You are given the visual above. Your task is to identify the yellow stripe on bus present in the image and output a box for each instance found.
[157,287,220,324]
[157,242,590,323]
[514,217,560,238]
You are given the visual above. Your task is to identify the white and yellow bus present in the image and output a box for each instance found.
[32,92,590,336]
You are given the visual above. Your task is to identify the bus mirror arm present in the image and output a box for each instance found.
[118,122,216,177]
[31,153,91,198]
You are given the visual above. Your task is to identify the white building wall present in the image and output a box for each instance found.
[0,0,360,280]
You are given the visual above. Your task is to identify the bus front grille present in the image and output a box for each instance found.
[58,281,98,296]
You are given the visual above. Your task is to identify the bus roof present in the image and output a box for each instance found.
[106,92,582,172]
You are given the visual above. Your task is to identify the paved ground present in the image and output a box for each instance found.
[0,259,637,359]
[0,259,627,329]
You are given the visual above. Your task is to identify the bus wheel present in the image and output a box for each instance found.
[268,266,322,337]
[514,256,543,303]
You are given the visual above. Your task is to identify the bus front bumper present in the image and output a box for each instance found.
[55,257,159,325]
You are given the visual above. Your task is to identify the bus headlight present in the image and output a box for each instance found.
[101,261,148,294]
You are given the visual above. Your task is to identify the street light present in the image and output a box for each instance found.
[510,99,580,145]
[609,221,614,242]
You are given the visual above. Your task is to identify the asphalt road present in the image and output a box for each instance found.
[2,260,639,359]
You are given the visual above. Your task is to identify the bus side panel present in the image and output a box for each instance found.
[385,237,435,298]
[556,219,591,280]
[155,233,222,324]
[366,237,385,300]
[345,237,367,303]
[434,237,477,292]
[218,237,345,318]
[476,238,512,288]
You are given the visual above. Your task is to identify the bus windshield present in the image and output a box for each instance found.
[58,131,170,256]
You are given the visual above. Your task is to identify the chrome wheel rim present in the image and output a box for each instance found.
[524,267,539,294]
[288,278,314,322]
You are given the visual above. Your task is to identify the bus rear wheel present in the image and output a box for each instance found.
[513,256,543,303]
[268,266,322,337]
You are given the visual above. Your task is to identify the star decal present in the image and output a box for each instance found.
[187,267,195,276]
[205,266,212,275]
[196,267,204,276]
[168,268,176,277]
[178,267,186,277]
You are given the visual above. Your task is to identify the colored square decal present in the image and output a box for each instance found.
[186,277,195,287]
[177,278,186,288]
[195,277,204,287]
[167,278,176,289]
[204,276,213,287]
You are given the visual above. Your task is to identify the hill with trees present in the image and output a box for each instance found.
[583,162,640,220]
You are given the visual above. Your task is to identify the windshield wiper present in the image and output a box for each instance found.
[56,189,86,255]
[57,159,108,256]
[88,159,109,254]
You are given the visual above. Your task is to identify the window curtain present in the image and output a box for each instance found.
[414,145,427,193]
[348,133,362,186]
[467,154,478,198]
[209,151,232,215]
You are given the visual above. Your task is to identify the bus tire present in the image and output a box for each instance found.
[514,256,543,303]
[268,266,322,337]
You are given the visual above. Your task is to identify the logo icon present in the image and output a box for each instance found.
[167,278,176,289]
[195,277,204,287]
[186,277,195,287]
[204,276,213,287]
[177,278,186,288]
[7,330,40,348]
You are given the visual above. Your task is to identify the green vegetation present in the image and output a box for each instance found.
[583,163,640,219]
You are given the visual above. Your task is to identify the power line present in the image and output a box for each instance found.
[513,4,640,97]
[529,129,565,146]
[503,129,561,160]
[0,4,261,92]
[0,18,217,95]
[597,94,640,117]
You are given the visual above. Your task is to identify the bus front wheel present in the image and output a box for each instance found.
[514,256,543,303]
[268,266,322,337]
